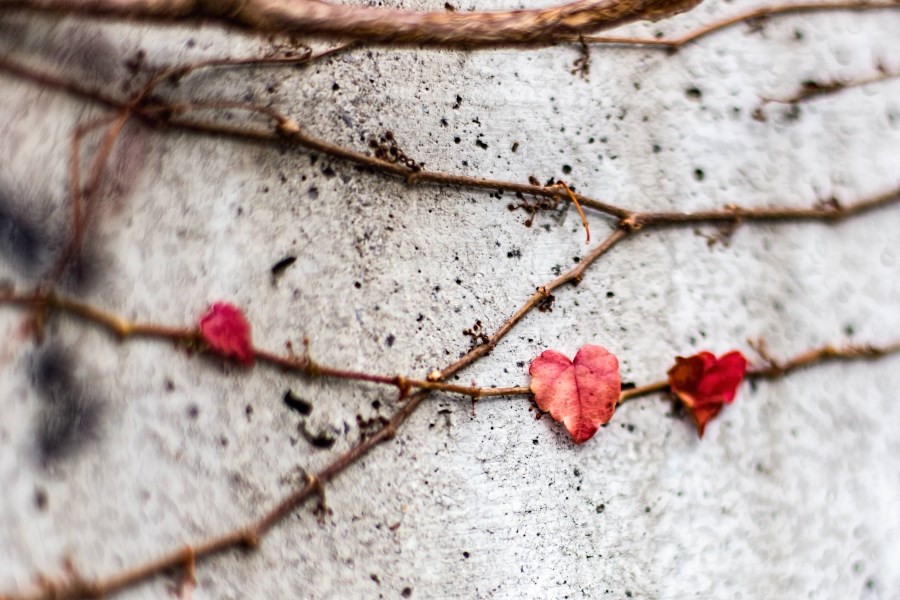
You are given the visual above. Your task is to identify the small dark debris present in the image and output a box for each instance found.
[386,334,396,348]
[452,95,462,109]
[561,164,572,175]
[123,49,146,75]
[507,248,522,259]
[283,390,313,416]
[299,422,336,449]
[537,293,555,313]
[475,138,488,150]
[511,142,519,152]
[463,320,490,349]
[685,87,702,100]
[693,168,705,181]
[270,256,297,278]
[401,587,413,598]
[369,131,423,171]
[187,405,199,419]
[596,504,605,513]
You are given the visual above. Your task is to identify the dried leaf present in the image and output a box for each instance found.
[667,350,747,437]
[199,302,254,366]
[529,344,621,444]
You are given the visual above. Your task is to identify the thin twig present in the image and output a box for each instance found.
[1,14,899,598]
[578,1,899,48]
[759,71,900,106]
[0,289,532,400]
[616,341,900,403]
[9,56,900,229]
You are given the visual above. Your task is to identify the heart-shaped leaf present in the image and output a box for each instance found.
[667,350,747,437]
[529,344,621,444]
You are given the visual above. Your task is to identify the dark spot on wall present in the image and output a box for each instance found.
[299,422,336,449]
[34,486,48,511]
[0,183,105,291]
[270,255,297,279]
[0,191,45,272]
[32,347,103,465]
[284,389,313,416]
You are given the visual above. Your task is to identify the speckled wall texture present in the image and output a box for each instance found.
[1,3,899,599]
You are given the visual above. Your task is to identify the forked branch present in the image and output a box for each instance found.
[0,0,703,46]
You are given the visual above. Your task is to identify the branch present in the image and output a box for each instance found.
[579,1,900,48]
[617,341,900,403]
[760,71,900,106]
[0,0,703,46]
[6,56,899,228]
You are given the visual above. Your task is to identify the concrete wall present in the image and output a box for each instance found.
[1,2,899,598]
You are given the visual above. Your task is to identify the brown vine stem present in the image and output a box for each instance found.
[5,179,900,600]
[0,0,705,46]
[8,56,900,228]
[2,185,899,600]
[3,200,895,600]
[578,1,900,47]
[0,56,632,220]
[0,289,532,400]
[617,341,900,403]
[3,288,896,405]
[1,21,899,600]
[760,71,900,107]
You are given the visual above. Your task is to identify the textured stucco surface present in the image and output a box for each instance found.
[1,3,900,599]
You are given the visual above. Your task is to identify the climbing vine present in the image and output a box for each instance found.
[1,0,899,598]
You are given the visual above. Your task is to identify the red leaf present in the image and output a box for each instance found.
[199,302,254,366]
[529,345,621,444]
[667,350,747,437]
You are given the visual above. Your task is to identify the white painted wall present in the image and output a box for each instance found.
[1,3,899,598]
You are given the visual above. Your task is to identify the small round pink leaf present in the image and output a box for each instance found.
[199,302,254,366]
[529,344,621,444]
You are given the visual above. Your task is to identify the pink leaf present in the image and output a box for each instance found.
[199,302,254,366]
[528,344,621,444]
